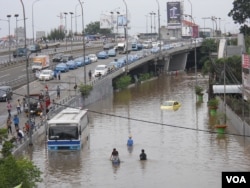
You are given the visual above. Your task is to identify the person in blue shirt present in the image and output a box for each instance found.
[127,136,133,146]
[13,114,19,130]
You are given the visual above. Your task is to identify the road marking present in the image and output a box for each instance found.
[0,73,10,78]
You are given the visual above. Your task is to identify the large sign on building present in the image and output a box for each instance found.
[167,1,181,27]
[100,14,112,29]
[242,54,250,100]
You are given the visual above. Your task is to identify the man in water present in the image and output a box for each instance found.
[127,136,133,146]
[140,149,147,160]
[110,148,119,162]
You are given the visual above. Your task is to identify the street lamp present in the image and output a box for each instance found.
[149,12,155,41]
[122,0,128,73]
[32,0,40,44]
[7,15,11,62]
[20,0,33,145]
[156,0,161,51]
[64,12,68,50]
[69,12,74,54]
[75,2,83,35]
[116,11,120,40]
[145,14,148,34]
[14,14,19,48]
[78,0,86,84]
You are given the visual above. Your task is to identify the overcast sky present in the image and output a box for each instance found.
[0,0,239,39]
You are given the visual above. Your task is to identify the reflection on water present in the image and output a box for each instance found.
[19,73,250,188]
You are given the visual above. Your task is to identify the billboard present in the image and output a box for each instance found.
[117,15,127,26]
[167,1,181,26]
[100,14,112,29]
[242,54,250,100]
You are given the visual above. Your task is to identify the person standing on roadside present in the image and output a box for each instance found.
[16,99,22,114]
[57,85,60,99]
[6,117,12,135]
[88,70,92,81]
[13,114,19,130]
[6,100,12,117]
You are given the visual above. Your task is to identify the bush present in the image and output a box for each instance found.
[115,75,132,90]
[195,85,203,95]
[79,84,93,97]
[138,73,153,82]
[208,98,219,108]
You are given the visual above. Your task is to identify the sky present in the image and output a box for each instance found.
[0,0,240,39]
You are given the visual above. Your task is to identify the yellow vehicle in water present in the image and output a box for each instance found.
[160,101,181,111]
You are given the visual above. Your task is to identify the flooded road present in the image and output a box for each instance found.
[23,73,250,188]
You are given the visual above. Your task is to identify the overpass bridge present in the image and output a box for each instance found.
[106,41,202,80]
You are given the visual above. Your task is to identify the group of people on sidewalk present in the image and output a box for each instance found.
[110,136,147,163]
[5,98,30,144]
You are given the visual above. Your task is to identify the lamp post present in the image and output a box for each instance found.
[116,11,120,40]
[20,0,33,145]
[145,14,148,34]
[7,15,11,62]
[14,14,19,48]
[122,0,128,73]
[32,0,40,44]
[156,0,161,51]
[78,0,86,84]
[69,12,74,54]
[64,12,68,50]
[149,12,154,41]
[75,2,83,35]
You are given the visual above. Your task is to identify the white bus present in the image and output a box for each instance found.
[47,108,89,150]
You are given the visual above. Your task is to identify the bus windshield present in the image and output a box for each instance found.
[49,124,78,140]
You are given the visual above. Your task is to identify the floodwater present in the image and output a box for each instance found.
[22,73,250,188]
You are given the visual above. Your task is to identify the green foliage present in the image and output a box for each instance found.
[115,75,132,90]
[0,156,42,188]
[0,128,8,142]
[208,98,219,108]
[79,84,93,97]
[228,0,249,25]
[1,141,14,158]
[138,72,153,82]
[47,28,65,41]
[195,85,203,95]
[85,21,112,35]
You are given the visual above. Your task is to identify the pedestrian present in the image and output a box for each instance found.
[22,98,26,110]
[6,117,12,135]
[16,99,22,114]
[57,85,60,99]
[45,84,48,92]
[127,136,133,146]
[13,114,19,130]
[6,100,12,117]
[88,70,92,81]
[140,149,147,160]
[57,71,61,80]
[110,148,120,162]
[54,70,57,79]
[16,128,24,143]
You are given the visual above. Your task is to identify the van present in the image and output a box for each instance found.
[0,86,13,102]
[28,44,41,53]
[13,48,28,58]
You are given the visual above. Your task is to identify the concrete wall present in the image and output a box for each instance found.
[217,98,250,142]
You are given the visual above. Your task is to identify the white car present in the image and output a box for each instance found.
[94,65,108,77]
[38,69,54,81]
[88,54,98,63]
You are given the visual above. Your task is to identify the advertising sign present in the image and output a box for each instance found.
[100,14,112,29]
[117,15,127,26]
[242,54,250,100]
[167,1,181,26]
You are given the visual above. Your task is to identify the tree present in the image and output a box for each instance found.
[85,21,112,35]
[47,28,65,41]
[228,0,250,51]
[0,156,42,188]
